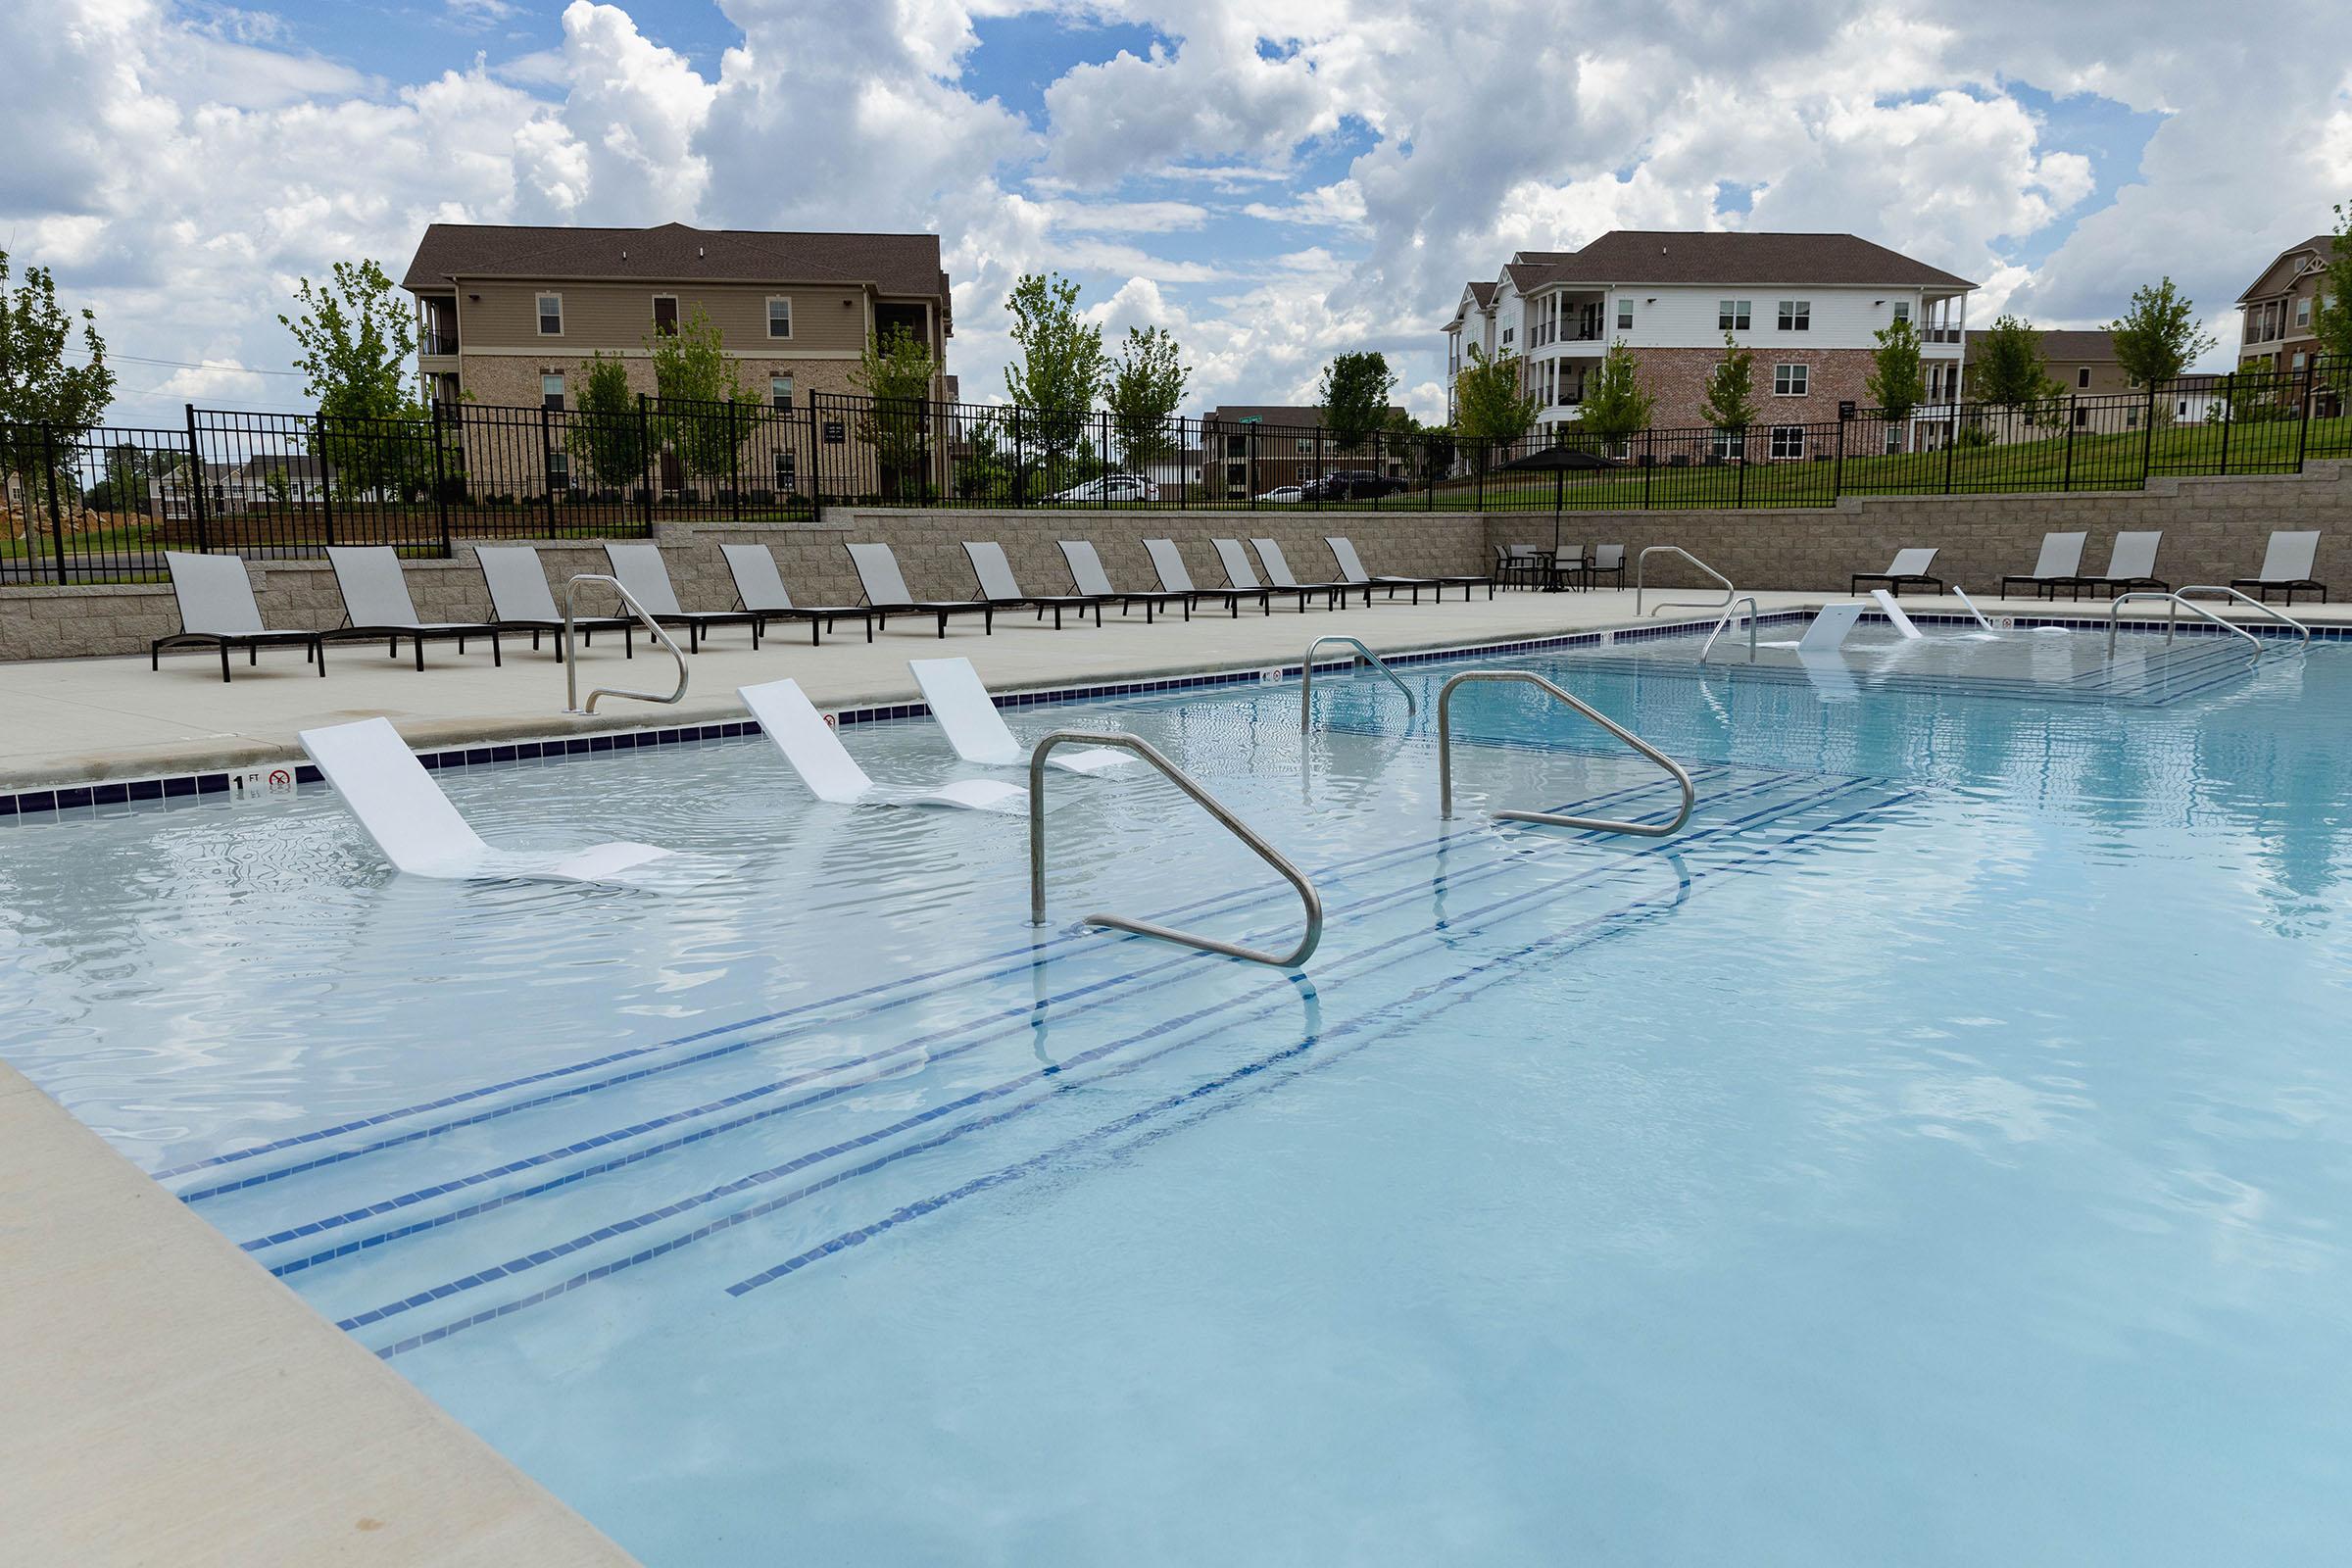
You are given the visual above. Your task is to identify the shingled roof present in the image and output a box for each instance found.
[2235,235,2333,303]
[2036,328,2117,361]
[401,222,948,298]
[1514,230,1974,290]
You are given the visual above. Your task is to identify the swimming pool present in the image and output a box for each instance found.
[6,622,2349,1564]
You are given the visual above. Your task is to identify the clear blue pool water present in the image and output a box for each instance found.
[5,624,2350,1564]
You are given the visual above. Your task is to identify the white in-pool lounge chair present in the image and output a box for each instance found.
[1999,531,2086,601]
[1251,537,1367,609]
[845,542,996,637]
[908,657,1133,774]
[963,540,1102,628]
[298,716,678,883]
[2073,530,2168,600]
[1850,548,1941,598]
[325,546,502,669]
[477,545,635,661]
[2231,530,2326,605]
[1059,540,1192,622]
[1146,537,1269,617]
[152,552,324,682]
[719,542,874,645]
[603,543,765,653]
[738,677,1025,811]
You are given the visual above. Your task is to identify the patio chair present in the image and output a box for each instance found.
[963,540,1102,628]
[2230,530,2326,605]
[737,676,1024,810]
[298,716,679,884]
[2074,531,2168,600]
[324,546,501,670]
[845,542,996,638]
[1328,536,1491,604]
[909,657,1133,774]
[152,552,324,682]
[603,543,764,654]
[1252,537,1367,610]
[477,545,635,662]
[1146,537,1270,617]
[1999,532,2086,601]
[1587,545,1626,590]
[1060,540,1192,622]
[1548,544,1588,592]
[719,542,873,646]
[1850,547,1942,598]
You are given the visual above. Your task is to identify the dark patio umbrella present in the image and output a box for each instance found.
[1498,443,1621,580]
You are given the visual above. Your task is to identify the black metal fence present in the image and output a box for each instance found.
[2,358,2344,582]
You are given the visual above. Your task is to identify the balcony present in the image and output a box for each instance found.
[419,329,461,358]
[1923,326,1963,345]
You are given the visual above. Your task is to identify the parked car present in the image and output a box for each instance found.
[1254,485,1304,503]
[1300,469,1407,501]
[1050,472,1159,503]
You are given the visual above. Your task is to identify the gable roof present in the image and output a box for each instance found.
[2036,329,2116,362]
[402,222,947,297]
[2236,235,2333,303]
[1511,230,1974,290]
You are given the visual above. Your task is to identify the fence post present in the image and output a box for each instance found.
[539,404,558,538]
[39,423,68,584]
[636,394,655,530]
[2218,372,2235,473]
[430,400,452,551]
[2060,402,2077,491]
[1942,416,1957,495]
[805,396,820,512]
[316,415,337,547]
[1735,437,1746,510]
[183,404,212,554]
[1425,433,1436,511]
[2295,359,2317,469]
[1832,415,1846,501]
[1476,443,1486,513]
[1642,431,1653,510]
[2140,384,2157,486]
[1010,407,1026,508]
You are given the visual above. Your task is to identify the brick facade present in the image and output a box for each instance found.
[1632,345,1880,432]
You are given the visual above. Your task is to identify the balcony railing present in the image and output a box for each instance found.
[419,330,460,357]
[1924,326,1963,345]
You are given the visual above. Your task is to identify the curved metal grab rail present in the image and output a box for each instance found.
[1029,730,1322,968]
[564,574,688,713]
[1299,635,1418,729]
[1697,595,1760,664]
[1636,545,1735,618]
[2105,590,2262,662]
[1438,671,1695,836]
[2177,584,2310,650]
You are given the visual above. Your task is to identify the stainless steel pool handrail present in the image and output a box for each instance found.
[2105,590,2263,661]
[1697,595,1759,664]
[564,574,688,713]
[1437,671,1695,837]
[1299,635,1417,729]
[1029,730,1322,969]
[2177,584,2311,650]
[1636,545,1736,618]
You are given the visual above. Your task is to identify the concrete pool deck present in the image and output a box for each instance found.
[5,586,2342,791]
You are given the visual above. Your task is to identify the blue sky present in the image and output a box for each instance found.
[7,0,2346,426]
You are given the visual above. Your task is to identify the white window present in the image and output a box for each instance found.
[2292,351,2308,370]
[1769,425,1805,460]
[1710,430,1744,460]
[1616,298,1634,330]
[1606,436,1632,460]
[652,295,679,336]
[2078,367,2091,389]
[767,296,793,338]
[540,373,564,411]
[773,450,796,488]
[1777,299,1810,331]
[536,293,563,335]
[770,375,794,411]
[2295,295,2312,327]
[1884,426,1901,454]
[2177,400,2189,417]
[1502,326,1514,345]
[1717,299,1751,331]
[546,451,569,490]
[1891,301,1912,323]
[1773,364,1808,396]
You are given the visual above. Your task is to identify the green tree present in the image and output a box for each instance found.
[1967,315,2061,409]
[1316,350,1396,451]
[1002,272,1106,486]
[565,352,648,491]
[1451,343,1541,443]
[850,325,939,499]
[3,249,118,537]
[1867,315,1926,421]
[2106,277,2215,395]
[1105,325,1190,473]
[1579,340,1654,444]
[279,259,425,498]
[1698,332,1758,433]
[955,412,1021,501]
[648,304,755,486]
[2310,201,2352,403]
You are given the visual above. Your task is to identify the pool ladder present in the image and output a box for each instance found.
[1437,671,1695,837]
[2105,587,2309,662]
[1029,731,1323,969]
[1298,635,1417,729]
[563,574,688,714]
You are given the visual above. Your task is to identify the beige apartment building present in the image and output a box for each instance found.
[1196,405,1413,500]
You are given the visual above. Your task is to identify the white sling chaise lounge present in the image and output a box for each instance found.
[478,545,635,661]
[2074,531,2168,599]
[1252,537,1367,609]
[1850,547,1941,598]
[1059,540,1192,622]
[720,542,874,645]
[298,716,679,883]
[1328,535,1491,604]
[152,552,324,682]
[604,543,765,653]
[908,657,1133,774]
[2231,529,2326,605]
[1146,537,1269,617]
[963,540,1102,628]
[845,542,996,638]
[738,677,1025,811]
[325,546,502,669]
[1999,531,2086,601]
[1212,537,1327,612]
